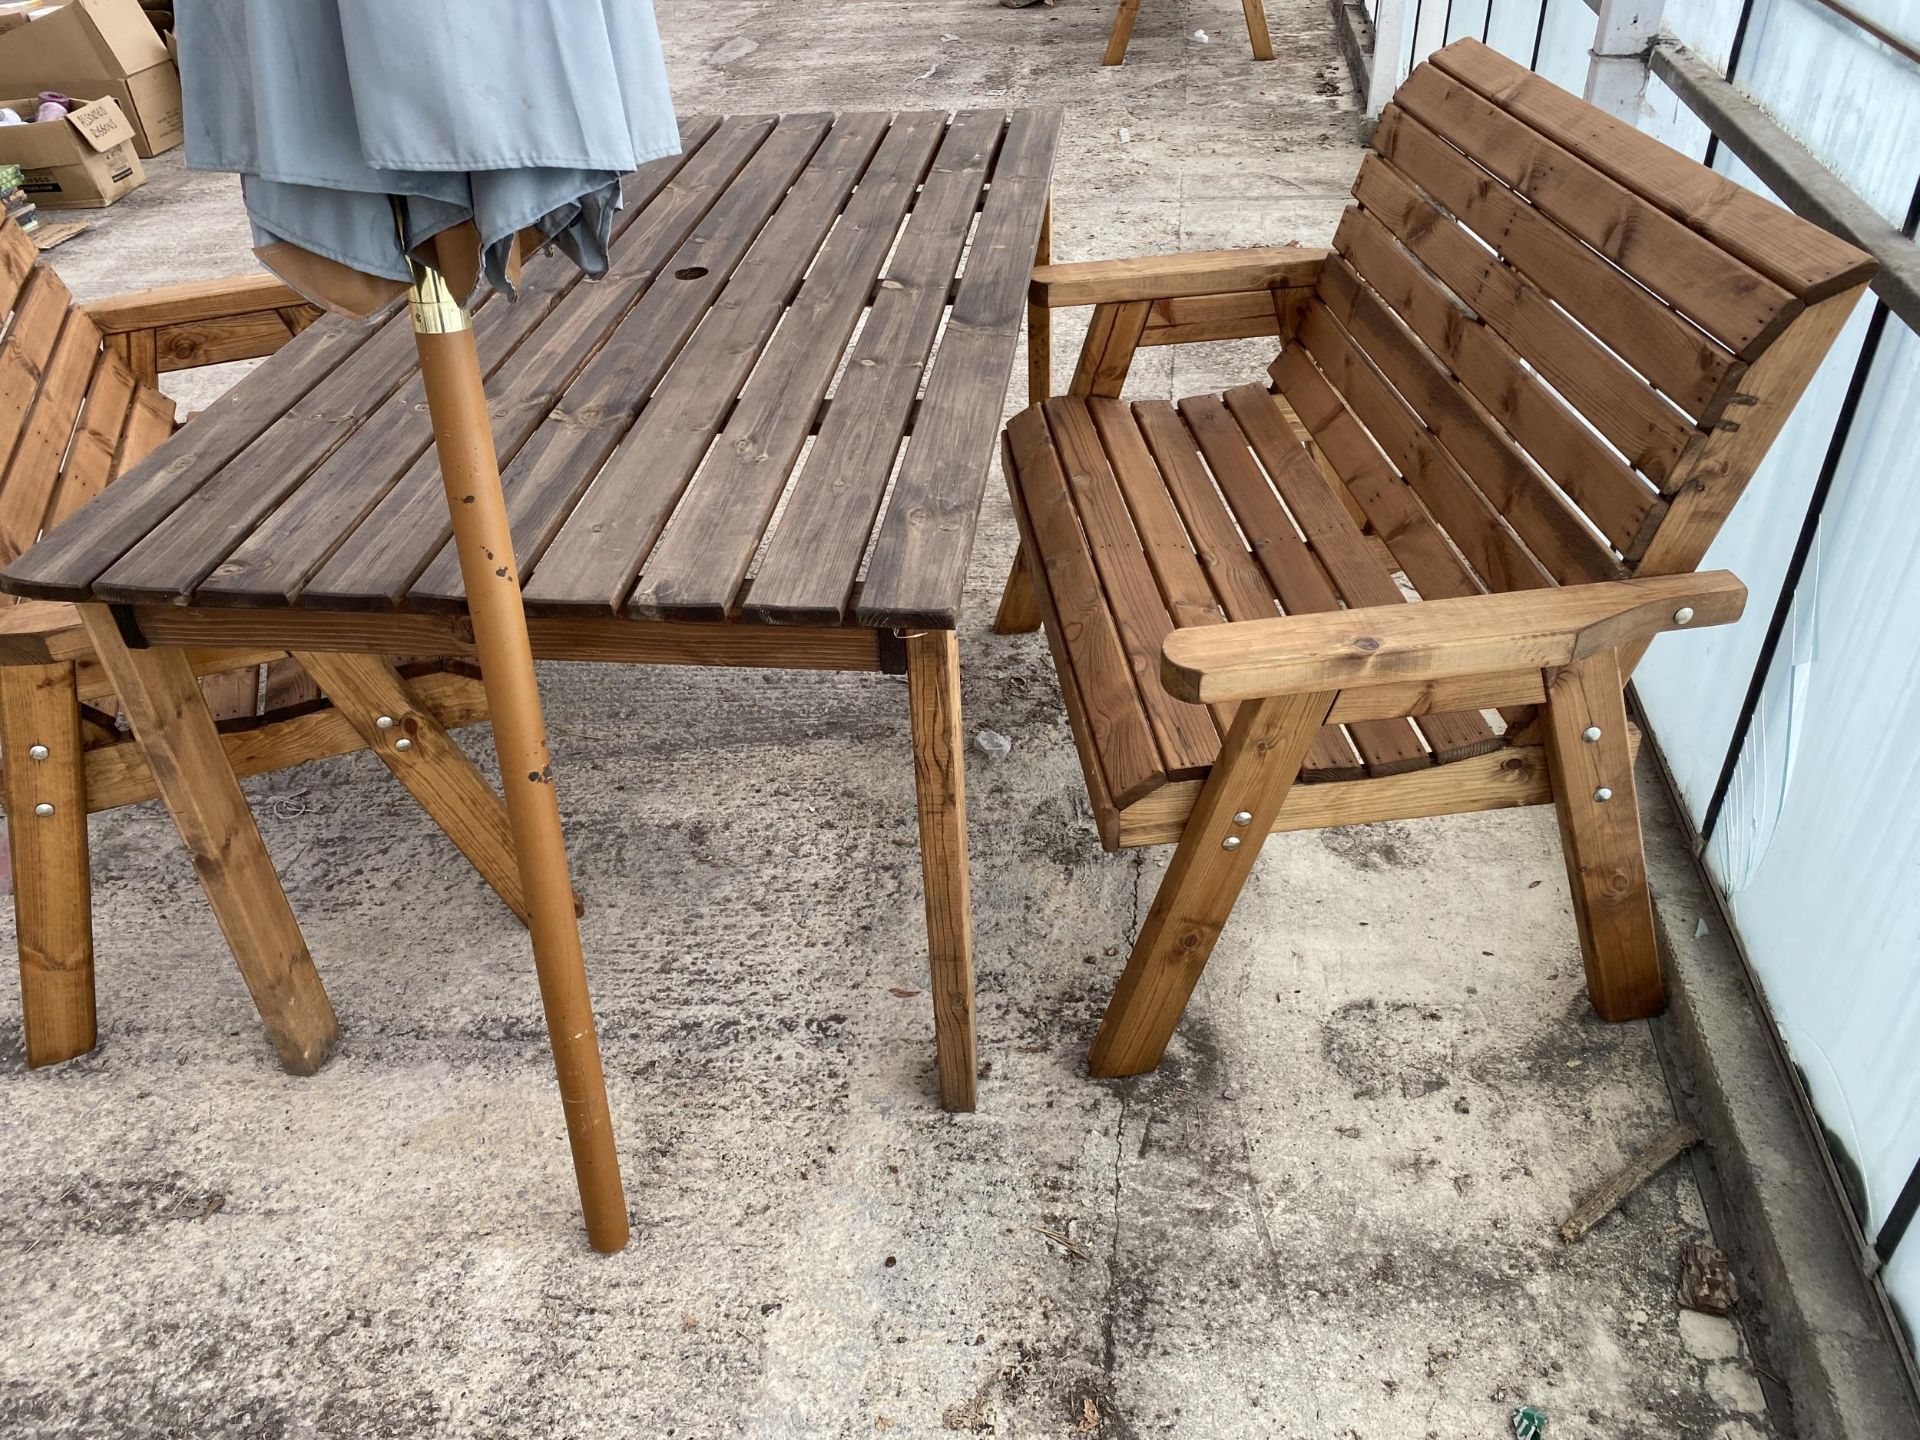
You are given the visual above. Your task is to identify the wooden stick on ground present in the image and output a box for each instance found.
[408,232,628,1254]
[1559,1123,1701,1243]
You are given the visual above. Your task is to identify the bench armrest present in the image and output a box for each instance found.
[0,599,87,665]
[1029,247,1328,308]
[1160,573,1747,704]
[83,274,323,383]
[82,274,313,334]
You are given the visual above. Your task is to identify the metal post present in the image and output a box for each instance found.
[1366,0,1414,114]
[1585,0,1665,119]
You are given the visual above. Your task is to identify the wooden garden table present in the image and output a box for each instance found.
[0,108,1060,1113]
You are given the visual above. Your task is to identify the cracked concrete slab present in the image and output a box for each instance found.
[0,0,1801,1435]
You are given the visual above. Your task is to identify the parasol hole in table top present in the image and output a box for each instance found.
[674,266,710,280]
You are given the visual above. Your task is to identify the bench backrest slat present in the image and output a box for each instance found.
[0,218,173,588]
[1275,38,1874,599]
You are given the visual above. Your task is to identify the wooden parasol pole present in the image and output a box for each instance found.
[402,231,629,1254]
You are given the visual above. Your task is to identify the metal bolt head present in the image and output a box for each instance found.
[1232,810,1254,826]
[375,714,396,730]
[1581,726,1602,744]
[33,802,54,817]
[27,743,49,761]
[393,737,414,752]
[1673,607,1694,626]
[1221,835,1242,851]
[1593,787,1613,803]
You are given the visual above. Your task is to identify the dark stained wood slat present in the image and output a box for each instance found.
[622,111,981,621]
[92,310,423,603]
[0,269,79,493]
[1179,392,1426,776]
[1431,39,1876,306]
[46,350,137,527]
[0,308,101,563]
[1294,301,1553,594]
[518,110,926,616]
[1047,397,1220,776]
[1128,397,1362,782]
[195,117,722,607]
[1269,344,1483,605]
[737,112,1016,625]
[1005,404,1165,807]
[1332,211,1664,556]
[1387,72,1792,362]
[1221,383,1498,763]
[1372,100,1740,416]
[1352,154,1694,485]
[855,107,1065,630]
[2,305,380,602]
[1312,259,1624,588]
[404,113,838,612]
[299,115,780,610]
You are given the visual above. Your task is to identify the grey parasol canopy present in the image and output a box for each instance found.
[178,0,681,317]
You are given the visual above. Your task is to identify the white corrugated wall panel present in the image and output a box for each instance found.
[1705,318,1920,1236]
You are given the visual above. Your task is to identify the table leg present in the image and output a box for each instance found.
[291,650,536,927]
[906,629,977,1112]
[75,605,338,1074]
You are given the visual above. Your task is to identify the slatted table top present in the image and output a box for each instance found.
[1,110,1060,631]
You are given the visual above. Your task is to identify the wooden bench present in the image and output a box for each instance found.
[999,39,1876,1076]
[0,215,527,1070]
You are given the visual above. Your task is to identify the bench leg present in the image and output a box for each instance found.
[1070,301,1151,399]
[1541,650,1664,1021]
[906,629,977,1112]
[1089,689,1335,1077]
[993,551,1043,635]
[1243,0,1275,59]
[2,663,96,1067]
[1104,0,1143,64]
[76,605,338,1075]
[291,651,534,927]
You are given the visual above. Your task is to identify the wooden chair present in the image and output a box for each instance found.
[997,39,1875,1076]
[1106,0,1273,65]
[0,214,529,1070]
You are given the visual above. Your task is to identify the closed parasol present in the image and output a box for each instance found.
[178,0,684,1254]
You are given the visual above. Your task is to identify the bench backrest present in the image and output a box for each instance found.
[0,216,174,588]
[1274,38,1875,600]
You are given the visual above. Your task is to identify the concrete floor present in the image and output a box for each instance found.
[1,1,1786,1435]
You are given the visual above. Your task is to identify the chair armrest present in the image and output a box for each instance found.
[1160,573,1747,704]
[0,599,88,665]
[83,274,313,334]
[1029,246,1328,307]
[82,275,323,383]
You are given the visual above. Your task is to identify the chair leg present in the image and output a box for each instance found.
[1028,192,1051,409]
[75,605,338,1074]
[1089,689,1336,1077]
[1104,0,1143,64]
[993,550,1043,635]
[1,663,95,1066]
[1243,0,1275,59]
[906,628,977,1112]
[290,651,535,926]
[1540,650,1664,1021]
[1070,301,1151,399]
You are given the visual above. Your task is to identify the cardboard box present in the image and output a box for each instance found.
[0,0,181,156]
[0,94,144,206]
